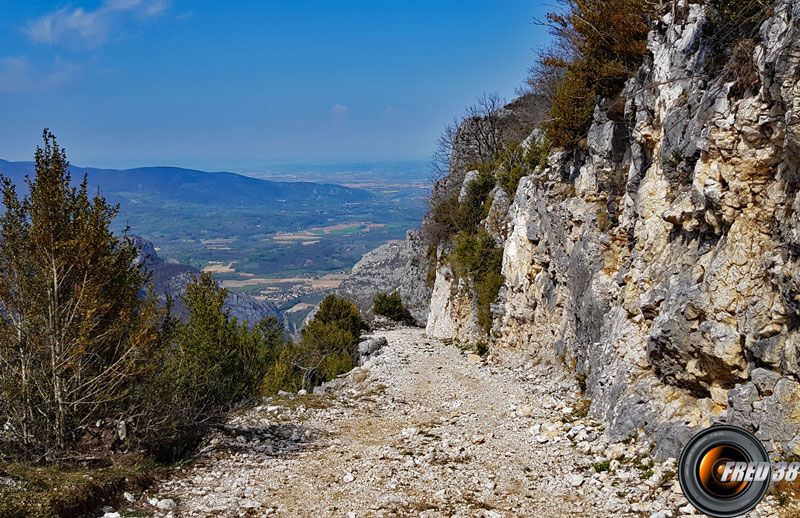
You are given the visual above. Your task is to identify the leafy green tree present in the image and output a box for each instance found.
[0,130,166,459]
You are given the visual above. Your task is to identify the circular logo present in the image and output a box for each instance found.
[679,425,770,517]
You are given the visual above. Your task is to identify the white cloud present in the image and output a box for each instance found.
[175,10,195,21]
[106,0,146,10]
[0,56,82,92]
[331,104,348,114]
[25,0,169,49]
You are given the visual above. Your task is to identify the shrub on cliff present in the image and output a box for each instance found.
[424,135,549,253]
[708,0,771,35]
[537,0,654,148]
[424,165,495,247]
[495,138,550,197]
[424,93,513,246]
[706,0,770,95]
[449,230,504,333]
[373,292,413,323]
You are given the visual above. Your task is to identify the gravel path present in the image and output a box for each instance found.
[125,327,787,518]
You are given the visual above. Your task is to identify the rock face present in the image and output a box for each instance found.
[336,230,432,326]
[415,0,800,458]
[425,259,485,342]
[497,0,800,457]
[129,236,290,332]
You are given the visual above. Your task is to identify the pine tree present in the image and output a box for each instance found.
[0,130,164,459]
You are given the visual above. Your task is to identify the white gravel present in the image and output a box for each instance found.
[120,327,787,517]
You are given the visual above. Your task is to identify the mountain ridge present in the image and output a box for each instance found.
[0,159,372,209]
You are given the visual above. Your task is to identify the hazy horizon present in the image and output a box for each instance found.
[0,155,431,183]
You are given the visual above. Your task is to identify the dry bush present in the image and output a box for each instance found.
[706,0,770,98]
[724,38,759,95]
[423,93,511,247]
[539,0,654,147]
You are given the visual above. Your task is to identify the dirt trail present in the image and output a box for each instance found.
[136,328,783,517]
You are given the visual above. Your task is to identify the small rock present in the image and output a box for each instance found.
[710,386,729,407]
[568,474,584,487]
[351,369,368,383]
[606,444,625,460]
[467,354,483,364]
[156,498,176,510]
[123,492,135,503]
[358,336,387,356]
[343,472,355,483]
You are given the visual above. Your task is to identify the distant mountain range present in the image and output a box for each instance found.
[0,159,378,261]
[0,159,372,210]
[0,156,426,310]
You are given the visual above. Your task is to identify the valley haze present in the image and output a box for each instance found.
[0,157,428,329]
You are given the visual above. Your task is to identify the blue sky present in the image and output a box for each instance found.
[0,1,552,171]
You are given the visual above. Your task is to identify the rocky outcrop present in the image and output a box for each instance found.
[425,260,485,342]
[336,230,432,326]
[357,335,388,365]
[494,0,800,457]
[415,0,800,458]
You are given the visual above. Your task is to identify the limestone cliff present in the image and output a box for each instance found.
[494,0,800,457]
[335,229,432,326]
[342,0,800,458]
